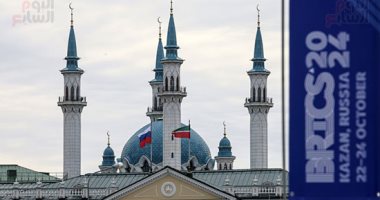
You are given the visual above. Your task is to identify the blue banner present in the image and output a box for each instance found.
[289,0,380,199]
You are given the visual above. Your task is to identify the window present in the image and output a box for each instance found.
[176,77,180,91]
[165,77,169,91]
[7,170,17,183]
[263,87,266,101]
[224,163,227,170]
[170,76,175,91]
[219,163,222,170]
[258,87,261,102]
[171,153,174,158]
[65,86,69,101]
[76,86,80,101]
[142,160,150,172]
[229,164,232,170]
[252,87,256,102]
[70,86,75,101]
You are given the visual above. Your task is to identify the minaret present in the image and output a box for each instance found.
[244,7,273,169]
[215,122,235,170]
[146,18,165,122]
[158,0,187,170]
[58,5,87,179]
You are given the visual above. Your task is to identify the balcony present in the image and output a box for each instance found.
[244,97,273,107]
[58,96,87,106]
[159,87,187,97]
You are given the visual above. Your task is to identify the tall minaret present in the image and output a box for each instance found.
[58,5,87,179]
[244,7,273,169]
[158,0,187,170]
[146,18,165,122]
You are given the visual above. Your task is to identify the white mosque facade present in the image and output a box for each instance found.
[0,2,287,200]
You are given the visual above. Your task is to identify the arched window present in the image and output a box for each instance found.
[263,87,266,102]
[176,77,180,91]
[170,76,175,91]
[142,160,150,172]
[188,160,196,172]
[65,86,69,101]
[154,97,157,110]
[70,86,75,101]
[219,163,222,170]
[258,87,261,102]
[229,164,232,170]
[224,163,227,170]
[171,153,174,158]
[252,87,256,102]
[76,86,80,101]
[165,77,169,91]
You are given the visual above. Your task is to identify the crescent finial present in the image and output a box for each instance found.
[69,3,74,26]
[107,131,110,146]
[223,121,226,137]
[157,17,162,38]
[256,4,261,27]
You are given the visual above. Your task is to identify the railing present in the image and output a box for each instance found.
[224,185,287,198]
[147,106,163,112]
[0,187,112,199]
[245,97,273,104]
[0,172,62,183]
[58,96,87,103]
[163,86,186,93]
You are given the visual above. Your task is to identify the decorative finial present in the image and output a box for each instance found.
[170,0,173,14]
[107,131,110,146]
[256,4,260,27]
[223,121,226,137]
[69,3,74,26]
[157,17,162,39]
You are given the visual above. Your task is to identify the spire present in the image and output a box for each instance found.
[64,3,80,71]
[164,0,180,60]
[153,18,164,81]
[250,5,266,72]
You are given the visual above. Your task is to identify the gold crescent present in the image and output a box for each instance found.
[157,17,162,24]
[69,3,74,10]
[256,4,260,12]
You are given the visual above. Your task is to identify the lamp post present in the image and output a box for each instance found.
[86,162,123,199]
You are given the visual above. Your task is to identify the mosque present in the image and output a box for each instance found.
[0,2,287,200]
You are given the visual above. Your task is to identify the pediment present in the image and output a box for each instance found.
[103,167,236,200]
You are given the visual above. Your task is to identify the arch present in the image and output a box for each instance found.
[224,163,228,170]
[142,160,150,172]
[70,86,75,101]
[252,87,256,102]
[170,76,175,91]
[65,86,69,101]
[229,163,232,170]
[219,163,222,170]
[188,159,196,172]
[76,86,80,101]
[258,87,261,102]
[165,77,169,91]
[154,97,157,110]
[263,87,266,102]
[176,77,180,91]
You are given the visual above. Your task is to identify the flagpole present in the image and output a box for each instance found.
[150,120,153,173]
[188,120,191,165]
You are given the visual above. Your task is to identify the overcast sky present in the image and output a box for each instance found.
[0,0,288,174]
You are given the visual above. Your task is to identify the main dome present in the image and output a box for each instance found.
[121,120,213,167]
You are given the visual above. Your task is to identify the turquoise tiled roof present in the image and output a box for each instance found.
[121,120,212,166]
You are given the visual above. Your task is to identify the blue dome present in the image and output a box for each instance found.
[217,136,233,157]
[102,146,116,166]
[121,120,212,166]
[219,137,231,147]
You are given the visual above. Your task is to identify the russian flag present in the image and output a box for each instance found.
[138,126,152,148]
